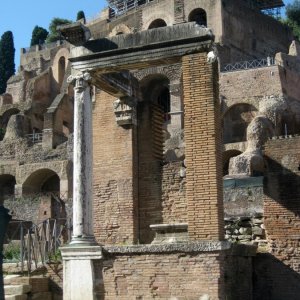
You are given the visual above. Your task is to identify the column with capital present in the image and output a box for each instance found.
[68,72,96,245]
[61,72,101,300]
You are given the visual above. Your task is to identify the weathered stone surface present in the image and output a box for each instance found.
[4,285,31,295]
[5,295,28,300]
[103,241,231,254]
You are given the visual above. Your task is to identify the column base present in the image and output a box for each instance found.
[61,244,102,300]
[70,235,98,246]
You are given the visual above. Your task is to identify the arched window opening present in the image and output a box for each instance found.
[116,31,124,35]
[188,8,207,27]
[148,19,167,29]
[58,56,66,87]
[223,150,242,176]
[223,104,257,144]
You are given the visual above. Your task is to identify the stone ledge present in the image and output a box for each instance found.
[103,241,231,255]
[60,245,103,260]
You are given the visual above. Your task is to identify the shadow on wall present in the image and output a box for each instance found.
[259,154,300,300]
[253,253,300,300]
[264,155,300,218]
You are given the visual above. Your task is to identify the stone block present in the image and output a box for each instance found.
[4,275,21,285]
[5,295,28,300]
[252,226,263,236]
[4,285,31,295]
[7,277,49,293]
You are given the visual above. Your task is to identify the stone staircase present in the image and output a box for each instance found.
[4,275,52,300]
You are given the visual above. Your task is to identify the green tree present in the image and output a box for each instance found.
[286,0,300,23]
[76,10,86,22]
[0,31,15,94]
[30,26,49,46]
[284,0,300,40]
[46,18,72,43]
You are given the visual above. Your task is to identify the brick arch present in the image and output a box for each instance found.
[142,14,172,30]
[134,64,182,83]
[184,0,210,22]
[140,74,170,103]
[108,24,132,37]
[21,168,60,195]
[148,19,167,29]
[1,108,21,125]
[188,8,207,27]
[222,100,259,118]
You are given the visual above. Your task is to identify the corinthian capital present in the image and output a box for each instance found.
[67,72,92,92]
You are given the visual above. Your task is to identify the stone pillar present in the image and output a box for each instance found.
[182,52,224,241]
[68,72,95,245]
[61,73,102,300]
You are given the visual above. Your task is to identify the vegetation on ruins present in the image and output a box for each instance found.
[76,10,86,22]
[46,18,72,43]
[0,31,15,94]
[30,26,49,46]
[283,0,300,40]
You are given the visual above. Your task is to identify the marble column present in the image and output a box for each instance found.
[68,72,95,245]
[61,73,102,300]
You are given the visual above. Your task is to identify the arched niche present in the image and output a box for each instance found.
[109,24,132,37]
[148,19,167,29]
[188,8,207,27]
[52,48,70,91]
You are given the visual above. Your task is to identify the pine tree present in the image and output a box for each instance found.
[30,26,49,46]
[76,11,86,23]
[0,31,15,94]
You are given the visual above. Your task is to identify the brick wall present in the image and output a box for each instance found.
[260,136,300,299]
[220,65,282,111]
[161,162,187,224]
[182,52,224,240]
[97,252,225,299]
[93,90,138,244]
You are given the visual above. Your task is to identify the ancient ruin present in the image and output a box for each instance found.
[2,0,300,299]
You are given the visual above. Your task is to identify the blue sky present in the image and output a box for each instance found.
[0,0,106,68]
[0,0,294,68]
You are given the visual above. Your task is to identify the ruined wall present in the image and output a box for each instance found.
[88,0,291,66]
[259,136,300,299]
[220,65,282,112]
[223,177,263,217]
[221,0,291,63]
[161,162,187,224]
[20,42,68,73]
[93,90,138,245]
[97,249,226,300]
[277,52,300,101]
